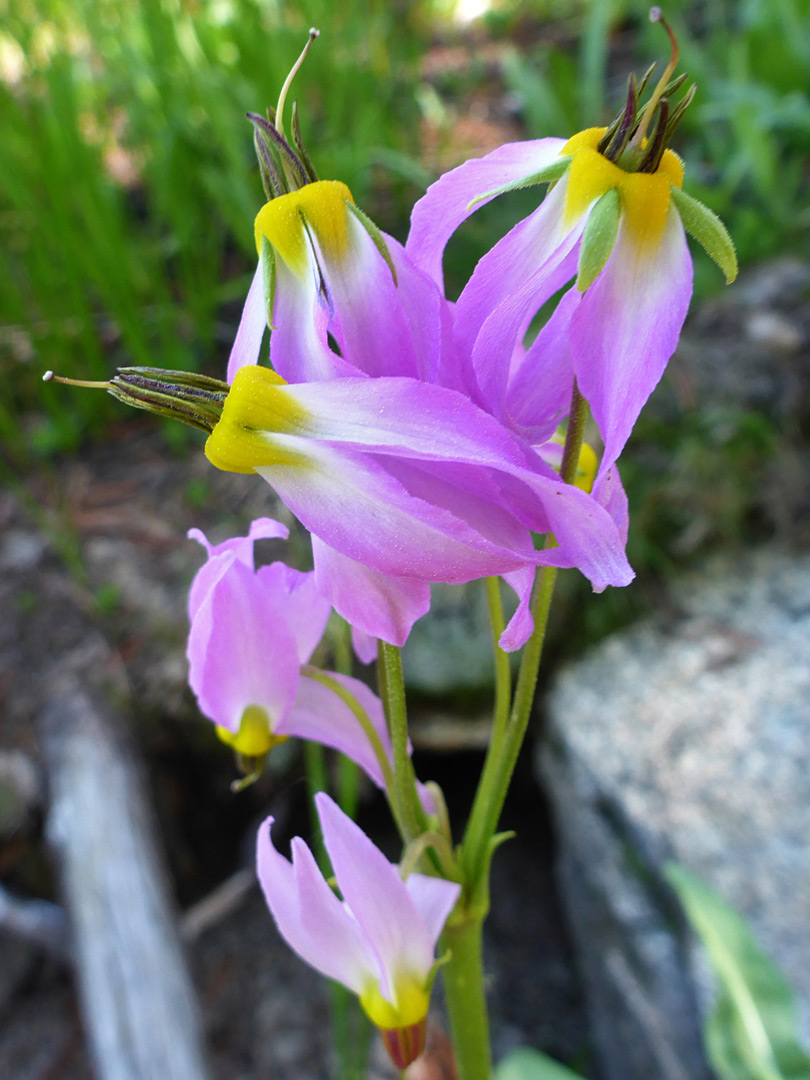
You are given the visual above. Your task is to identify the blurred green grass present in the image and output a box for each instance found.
[1,0,428,458]
[3,0,808,478]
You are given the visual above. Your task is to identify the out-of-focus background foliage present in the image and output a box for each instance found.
[2,0,809,621]
[4,0,808,443]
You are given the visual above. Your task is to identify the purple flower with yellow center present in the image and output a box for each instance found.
[202,364,634,651]
[257,792,461,1068]
[406,9,737,489]
[186,518,397,788]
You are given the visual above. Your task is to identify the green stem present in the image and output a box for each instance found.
[484,576,512,757]
[441,917,492,1080]
[377,641,424,841]
[461,381,589,894]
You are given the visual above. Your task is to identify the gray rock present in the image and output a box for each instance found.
[539,548,810,1080]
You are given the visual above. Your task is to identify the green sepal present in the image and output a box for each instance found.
[346,200,398,285]
[466,156,572,211]
[261,236,277,331]
[670,186,738,284]
[576,187,620,292]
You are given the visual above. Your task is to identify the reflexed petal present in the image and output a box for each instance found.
[312,536,431,647]
[570,204,693,478]
[407,139,567,288]
[457,174,583,399]
[352,626,377,665]
[187,517,289,621]
[226,258,267,383]
[270,247,359,383]
[257,442,536,582]
[283,672,393,789]
[256,817,373,994]
[499,566,536,652]
[592,462,629,546]
[317,794,434,999]
[319,215,417,379]
[187,556,300,733]
[505,286,579,444]
[404,873,461,949]
[255,561,331,663]
[467,232,581,416]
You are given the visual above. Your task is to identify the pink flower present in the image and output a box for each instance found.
[407,73,736,492]
[256,793,460,1067]
[186,519,395,788]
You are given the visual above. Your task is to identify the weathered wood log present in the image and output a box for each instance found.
[40,673,211,1080]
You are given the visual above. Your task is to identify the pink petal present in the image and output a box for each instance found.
[407,139,567,289]
[187,556,300,733]
[316,794,434,999]
[186,517,289,622]
[319,217,419,379]
[351,626,378,665]
[256,817,373,994]
[255,562,331,664]
[226,258,267,383]
[505,285,579,444]
[404,874,461,949]
[269,250,360,383]
[454,176,582,412]
[312,536,432,647]
[499,566,536,652]
[282,671,393,789]
[570,204,693,479]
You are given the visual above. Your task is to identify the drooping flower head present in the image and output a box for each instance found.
[257,793,461,1068]
[186,518,398,789]
[406,8,737,491]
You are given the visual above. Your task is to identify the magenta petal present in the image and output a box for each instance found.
[256,817,372,994]
[316,794,436,999]
[570,205,693,478]
[592,462,629,546]
[499,566,536,652]
[407,138,567,288]
[283,672,393,789]
[457,174,578,395]
[255,562,331,663]
[505,285,579,444]
[187,555,300,733]
[312,535,431,647]
[257,443,534,583]
[320,219,419,379]
[187,517,289,622]
[226,259,267,384]
[270,247,361,383]
[351,626,378,665]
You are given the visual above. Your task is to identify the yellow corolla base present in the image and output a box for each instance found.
[205,365,310,474]
[360,975,430,1031]
[574,441,598,493]
[216,704,289,757]
[562,127,684,249]
[253,179,355,272]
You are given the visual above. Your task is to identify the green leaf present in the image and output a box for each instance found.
[576,186,620,292]
[665,862,810,1080]
[495,1048,586,1080]
[670,187,738,284]
[466,157,572,210]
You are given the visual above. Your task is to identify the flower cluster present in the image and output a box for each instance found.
[60,17,736,1071]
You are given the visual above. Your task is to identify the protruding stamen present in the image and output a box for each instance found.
[631,7,680,147]
[42,371,112,390]
[275,28,320,141]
